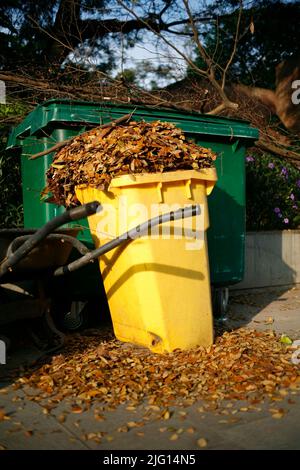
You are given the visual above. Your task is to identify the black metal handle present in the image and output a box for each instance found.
[54,204,201,276]
[67,202,101,221]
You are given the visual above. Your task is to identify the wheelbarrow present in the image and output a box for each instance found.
[0,201,200,352]
[0,202,100,352]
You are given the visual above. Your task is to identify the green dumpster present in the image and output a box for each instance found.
[6,99,258,315]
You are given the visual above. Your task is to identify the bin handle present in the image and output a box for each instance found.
[53,204,201,276]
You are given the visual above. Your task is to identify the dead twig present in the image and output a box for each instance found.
[257,139,300,161]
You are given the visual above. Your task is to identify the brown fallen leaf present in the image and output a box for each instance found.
[11,396,22,403]
[127,421,137,428]
[197,438,208,448]
[0,409,8,421]
[57,414,66,423]
[272,412,285,419]
[186,427,195,434]
[117,426,129,433]
[94,414,105,422]
[71,406,84,414]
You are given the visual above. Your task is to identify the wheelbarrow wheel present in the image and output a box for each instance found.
[29,306,65,353]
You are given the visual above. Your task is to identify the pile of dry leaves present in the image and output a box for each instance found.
[15,328,300,412]
[46,120,216,206]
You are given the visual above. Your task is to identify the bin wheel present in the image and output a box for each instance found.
[62,301,87,330]
[213,287,229,318]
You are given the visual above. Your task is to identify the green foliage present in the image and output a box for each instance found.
[0,147,23,228]
[0,0,114,73]
[115,68,137,84]
[246,153,300,231]
[0,103,28,228]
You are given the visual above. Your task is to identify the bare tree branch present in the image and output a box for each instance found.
[182,1,238,112]
[113,0,238,114]
[221,1,243,90]
[257,139,300,162]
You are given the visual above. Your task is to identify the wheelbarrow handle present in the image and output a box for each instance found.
[54,204,201,277]
[67,202,101,221]
[0,201,101,278]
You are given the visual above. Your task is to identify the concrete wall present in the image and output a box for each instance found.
[233,230,300,290]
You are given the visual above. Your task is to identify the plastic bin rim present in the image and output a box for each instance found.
[6,99,259,149]
[35,98,252,125]
[76,168,217,190]
[110,169,217,188]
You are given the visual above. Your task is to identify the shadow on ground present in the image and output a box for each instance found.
[223,285,300,339]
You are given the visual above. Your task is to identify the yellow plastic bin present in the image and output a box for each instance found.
[76,169,217,353]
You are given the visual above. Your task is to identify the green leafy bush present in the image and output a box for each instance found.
[0,102,27,228]
[0,147,23,228]
[246,153,300,231]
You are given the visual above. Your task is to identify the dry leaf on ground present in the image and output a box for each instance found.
[197,438,208,448]
[14,328,300,415]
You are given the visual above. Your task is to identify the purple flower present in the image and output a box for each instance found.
[246,155,255,162]
[277,213,283,218]
[290,193,295,201]
[293,204,298,209]
[274,207,281,214]
[281,167,288,176]
[297,180,300,188]
[268,162,275,169]
[283,218,289,224]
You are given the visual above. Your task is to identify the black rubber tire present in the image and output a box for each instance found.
[62,301,86,330]
[213,287,229,318]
